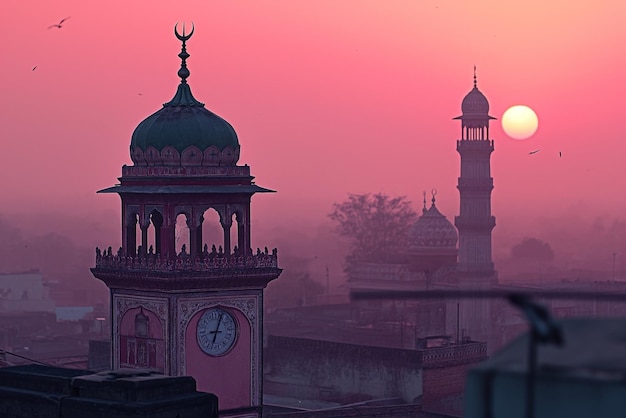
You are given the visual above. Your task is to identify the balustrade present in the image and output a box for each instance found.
[94,246,278,272]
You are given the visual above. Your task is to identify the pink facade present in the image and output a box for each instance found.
[185,307,251,410]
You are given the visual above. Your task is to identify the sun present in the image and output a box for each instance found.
[501,105,539,140]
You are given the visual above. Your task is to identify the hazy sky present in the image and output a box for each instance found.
[1,1,624,243]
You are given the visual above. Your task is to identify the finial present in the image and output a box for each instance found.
[163,23,204,107]
[431,188,437,206]
[422,191,427,214]
[473,65,477,88]
[174,22,195,84]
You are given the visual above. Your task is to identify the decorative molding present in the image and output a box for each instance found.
[181,145,203,166]
[122,164,250,177]
[145,146,162,166]
[112,294,169,371]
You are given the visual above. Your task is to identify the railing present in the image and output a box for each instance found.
[95,248,278,272]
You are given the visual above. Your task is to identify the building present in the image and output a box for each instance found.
[346,72,499,343]
[263,74,501,416]
[0,271,55,314]
[91,26,281,418]
[453,70,498,344]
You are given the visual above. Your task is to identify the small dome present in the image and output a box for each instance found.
[129,26,240,167]
[408,201,458,250]
[461,87,490,116]
[130,85,240,166]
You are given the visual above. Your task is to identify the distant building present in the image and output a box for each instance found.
[346,72,499,343]
[90,27,281,418]
[453,70,498,344]
[0,271,55,314]
[264,74,500,415]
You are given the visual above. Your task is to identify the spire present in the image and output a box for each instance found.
[422,191,427,214]
[163,22,204,108]
[473,65,477,88]
[431,188,437,207]
[176,22,193,84]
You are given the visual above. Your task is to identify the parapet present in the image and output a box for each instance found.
[0,365,217,418]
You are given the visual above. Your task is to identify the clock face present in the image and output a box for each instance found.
[196,307,238,356]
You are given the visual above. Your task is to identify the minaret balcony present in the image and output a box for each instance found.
[457,177,494,190]
[454,216,496,230]
[456,139,494,153]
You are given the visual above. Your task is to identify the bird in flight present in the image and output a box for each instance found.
[32,66,37,71]
[48,17,71,29]
[559,151,562,158]
[529,149,540,155]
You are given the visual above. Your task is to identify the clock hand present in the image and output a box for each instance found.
[212,312,224,343]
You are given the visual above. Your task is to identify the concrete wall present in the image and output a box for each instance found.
[265,336,423,403]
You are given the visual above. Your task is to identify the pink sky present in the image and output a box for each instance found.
[1,1,625,253]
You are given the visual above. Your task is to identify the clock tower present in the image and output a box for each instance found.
[91,25,281,418]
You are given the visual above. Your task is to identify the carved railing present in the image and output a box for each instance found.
[94,247,278,272]
[420,341,487,368]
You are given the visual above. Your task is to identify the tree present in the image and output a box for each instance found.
[329,193,418,266]
[510,237,555,264]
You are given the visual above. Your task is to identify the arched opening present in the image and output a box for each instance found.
[233,212,246,257]
[230,213,239,256]
[200,208,221,258]
[126,212,139,257]
[149,210,163,256]
[175,213,190,257]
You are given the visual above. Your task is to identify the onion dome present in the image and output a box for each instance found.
[130,24,240,167]
[408,192,458,250]
[461,86,490,115]
[453,66,496,128]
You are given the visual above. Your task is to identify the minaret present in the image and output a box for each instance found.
[91,25,281,418]
[453,68,497,284]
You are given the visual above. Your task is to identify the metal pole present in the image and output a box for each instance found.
[526,330,537,418]
[456,303,460,344]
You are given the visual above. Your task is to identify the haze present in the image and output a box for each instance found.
[0,1,625,295]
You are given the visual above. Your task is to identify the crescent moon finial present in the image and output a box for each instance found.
[431,188,437,206]
[175,21,195,42]
[173,22,195,84]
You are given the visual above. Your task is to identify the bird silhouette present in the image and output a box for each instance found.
[48,17,71,29]
[559,151,562,158]
[32,66,37,71]
[529,149,540,155]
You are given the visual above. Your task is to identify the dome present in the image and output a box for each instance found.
[453,70,496,128]
[129,26,240,167]
[461,86,490,115]
[408,200,458,250]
